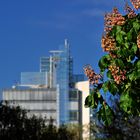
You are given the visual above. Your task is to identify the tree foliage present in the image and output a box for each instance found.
[84,1,140,130]
[0,101,81,140]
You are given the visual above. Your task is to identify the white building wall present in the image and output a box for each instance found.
[75,81,90,140]
[2,88,57,123]
[3,89,56,101]
[13,102,56,110]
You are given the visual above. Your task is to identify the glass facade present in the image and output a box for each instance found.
[8,39,85,125]
[40,57,50,72]
[21,72,48,85]
[39,39,73,124]
[56,44,70,124]
[69,90,78,101]
[69,110,78,121]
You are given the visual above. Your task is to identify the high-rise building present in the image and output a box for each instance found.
[2,39,90,132]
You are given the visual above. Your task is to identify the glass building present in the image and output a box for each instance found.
[2,39,89,127]
[40,39,74,124]
[55,40,70,124]
[40,39,85,124]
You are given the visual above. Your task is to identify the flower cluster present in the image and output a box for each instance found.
[130,0,140,10]
[109,65,126,84]
[104,8,125,33]
[83,65,102,85]
[137,33,140,48]
[125,3,136,18]
[101,35,116,52]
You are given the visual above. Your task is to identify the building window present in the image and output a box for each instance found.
[69,111,78,121]
[69,90,78,101]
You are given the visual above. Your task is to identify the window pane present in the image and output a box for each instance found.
[69,90,78,101]
[69,111,78,121]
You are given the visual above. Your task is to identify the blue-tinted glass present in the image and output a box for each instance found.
[21,72,48,85]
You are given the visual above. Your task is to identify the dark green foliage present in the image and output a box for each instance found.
[98,55,111,72]
[0,101,46,140]
[85,91,103,109]
[0,101,80,140]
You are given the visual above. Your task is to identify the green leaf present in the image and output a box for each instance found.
[124,42,129,49]
[116,26,122,33]
[108,82,119,95]
[128,73,134,81]
[116,33,123,44]
[94,91,103,107]
[98,55,110,72]
[135,70,140,80]
[97,91,101,98]
[97,105,114,126]
[85,92,103,109]
[84,94,94,108]
[120,30,126,36]
[107,70,112,79]
[136,60,140,69]
[120,93,132,114]
[104,105,114,126]
[131,43,138,54]
[127,29,133,41]
[102,81,109,93]
[125,83,131,89]
[110,25,122,36]
[133,20,140,32]
[117,48,129,58]
[128,72,136,81]
[115,59,124,68]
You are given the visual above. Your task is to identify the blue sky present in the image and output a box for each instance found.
[0,0,127,89]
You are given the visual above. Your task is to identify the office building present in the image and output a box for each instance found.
[3,87,58,124]
[2,39,90,132]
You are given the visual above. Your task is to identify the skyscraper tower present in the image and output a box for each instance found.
[40,39,72,124]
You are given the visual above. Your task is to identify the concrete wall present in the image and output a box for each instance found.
[75,81,90,140]
[2,88,57,123]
